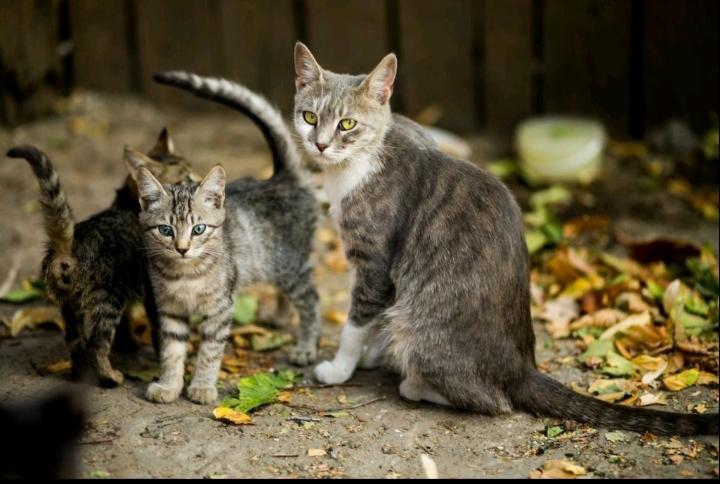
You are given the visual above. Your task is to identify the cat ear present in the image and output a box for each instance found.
[150,127,175,155]
[294,42,323,90]
[359,53,397,105]
[135,165,168,211]
[196,164,226,209]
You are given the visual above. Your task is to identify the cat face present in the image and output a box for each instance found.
[293,42,397,167]
[128,163,226,263]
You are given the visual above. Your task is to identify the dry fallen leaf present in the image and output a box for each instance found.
[535,296,580,339]
[8,306,64,337]
[570,308,627,330]
[600,311,652,340]
[323,310,348,325]
[663,369,699,391]
[638,393,668,406]
[212,407,254,425]
[420,454,438,479]
[307,449,326,457]
[531,459,586,479]
[44,359,72,373]
[323,249,348,273]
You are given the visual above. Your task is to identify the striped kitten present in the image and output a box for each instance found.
[293,42,718,435]
[127,73,320,405]
[6,129,199,387]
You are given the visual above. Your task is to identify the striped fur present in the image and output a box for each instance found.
[294,42,718,436]
[6,130,199,388]
[135,78,320,405]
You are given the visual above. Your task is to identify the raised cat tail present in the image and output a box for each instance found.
[152,71,300,177]
[512,367,719,436]
[6,146,76,289]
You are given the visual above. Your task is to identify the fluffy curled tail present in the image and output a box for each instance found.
[7,146,75,288]
[153,71,301,177]
[513,369,718,436]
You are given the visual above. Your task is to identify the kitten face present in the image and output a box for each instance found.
[134,165,226,263]
[293,43,397,167]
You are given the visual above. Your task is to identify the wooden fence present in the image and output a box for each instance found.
[1,0,718,139]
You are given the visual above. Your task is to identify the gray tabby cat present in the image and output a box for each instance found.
[126,73,320,404]
[293,42,718,436]
[6,129,199,387]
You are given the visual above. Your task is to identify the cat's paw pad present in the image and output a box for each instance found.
[289,345,317,367]
[314,360,353,384]
[146,382,181,403]
[186,385,218,405]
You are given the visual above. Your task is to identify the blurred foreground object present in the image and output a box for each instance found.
[0,383,89,478]
[516,116,607,185]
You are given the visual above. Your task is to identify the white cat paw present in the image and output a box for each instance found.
[146,382,181,404]
[314,360,354,384]
[186,384,218,405]
[289,344,317,367]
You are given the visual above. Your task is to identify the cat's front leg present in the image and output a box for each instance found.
[314,320,374,384]
[186,304,232,405]
[147,314,189,403]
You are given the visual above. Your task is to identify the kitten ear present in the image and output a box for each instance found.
[359,53,397,105]
[124,146,154,199]
[135,165,168,211]
[294,42,323,91]
[150,127,175,155]
[196,164,226,209]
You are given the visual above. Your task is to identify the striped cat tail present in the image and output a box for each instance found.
[153,71,301,177]
[7,146,76,285]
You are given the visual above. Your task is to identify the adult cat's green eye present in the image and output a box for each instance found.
[338,118,357,131]
[303,111,318,125]
[192,224,206,236]
[158,225,173,237]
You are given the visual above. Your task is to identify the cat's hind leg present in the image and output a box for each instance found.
[82,291,125,387]
[186,304,232,405]
[279,266,320,367]
[399,372,451,406]
[147,312,189,403]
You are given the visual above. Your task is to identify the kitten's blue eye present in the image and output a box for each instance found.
[158,225,173,237]
[192,224,206,236]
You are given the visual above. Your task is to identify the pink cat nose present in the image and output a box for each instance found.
[315,143,328,153]
[176,248,188,256]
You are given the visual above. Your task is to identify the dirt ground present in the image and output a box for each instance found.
[0,91,718,479]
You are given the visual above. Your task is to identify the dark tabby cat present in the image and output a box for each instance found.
[293,42,719,436]
[0,384,87,478]
[6,129,200,387]
[125,73,320,405]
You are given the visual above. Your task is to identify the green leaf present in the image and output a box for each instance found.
[686,257,719,298]
[485,158,518,180]
[572,326,605,340]
[232,294,259,325]
[595,385,624,395]
[604,431,627,443]
[0,287,43,303]
[125,368,161,382]
[90,470,110,478]
[546,425,564,438]
[222,369,301,413]
[250,332,294,352]
[525,230,548,255]
[577,338,615,364]
[601,352,635,377]
[540,219,564,245]
[529,184,573,209]
[645,280,665,301]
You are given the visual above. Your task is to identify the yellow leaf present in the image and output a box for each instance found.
[276,392,292,404]
[212,407,253,425]
[662,369,699,391]
[323,310,348,325]
[696,371,719,386]
[44,359,72,373]
[631,354,667,372]
[307,449,326,457]
[535,459,586,479]
[316,228,337,244]
[10,307,64,337]
[588,378,637,394]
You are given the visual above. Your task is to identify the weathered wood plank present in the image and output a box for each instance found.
[134,0,225,107]
[484,0,533,136]
[398,0,476,133]
[643,0,719,135]
[543,0,632,138]
[68,0,131,92]
[0,0,62,126]
[304,0,389,78]
[220,0,296,114]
